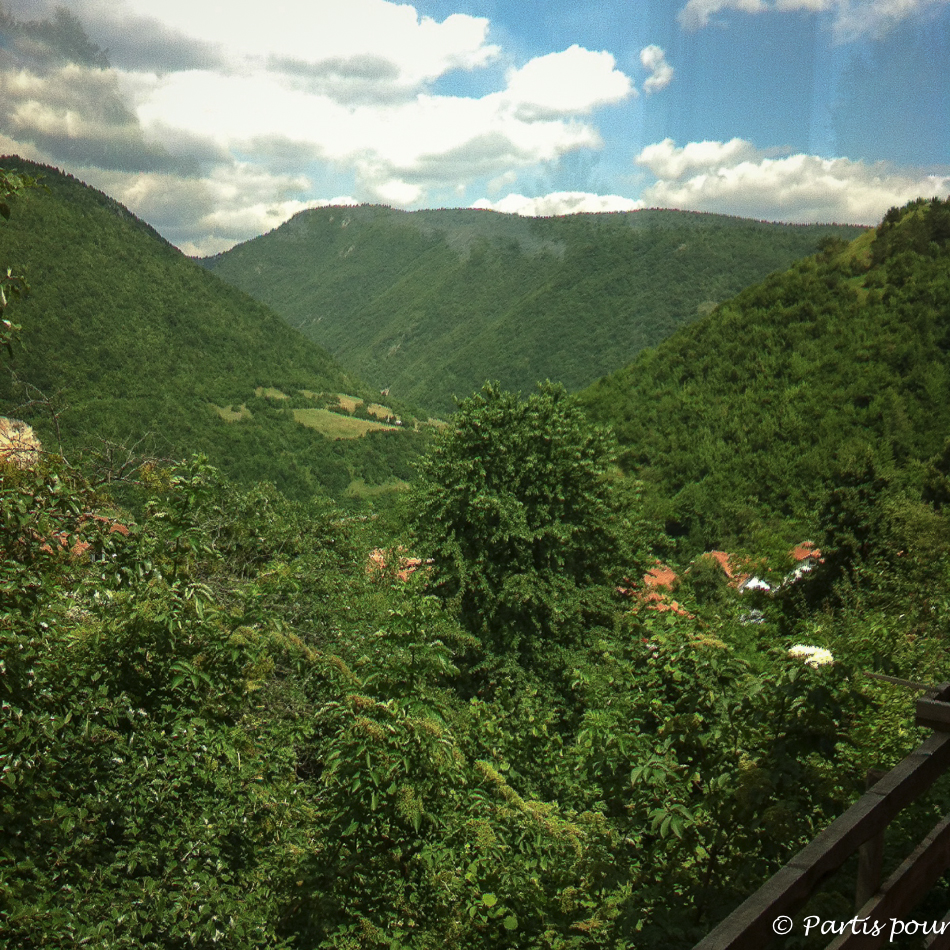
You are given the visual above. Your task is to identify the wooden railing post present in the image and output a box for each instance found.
[855,768,887,910]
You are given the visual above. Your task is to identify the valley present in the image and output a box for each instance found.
[201,203,865,414]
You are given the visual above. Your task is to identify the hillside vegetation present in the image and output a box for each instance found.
[582,197,950,557]
[201,204,865,414]
[0,157,426,499]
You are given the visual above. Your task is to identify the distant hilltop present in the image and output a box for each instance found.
[200,203,866,415]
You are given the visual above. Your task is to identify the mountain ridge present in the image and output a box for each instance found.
[200,203,866,413]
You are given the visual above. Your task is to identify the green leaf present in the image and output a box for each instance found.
[482,892,498,908]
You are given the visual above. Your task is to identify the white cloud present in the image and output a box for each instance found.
[503,45,634,119]
[78,162,329,255]
[472,191,644,216]
[311,196,360,207]
[79,0,501,90]
[637,137,761,179]
[639,46,674,94]
[486,170,519,195]
[0,50,194,174]
[0,1,647,250]
[678,0,766,31]
[636,137,950,224]
[830,0,950,41]
[677,0,950,39]
[129,47,620,208]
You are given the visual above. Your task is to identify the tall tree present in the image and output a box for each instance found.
[410,381,641,655]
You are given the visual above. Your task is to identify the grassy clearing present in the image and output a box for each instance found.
[255,387,289,400]
[292,408,399,439]
[366,403,396,420]
[213,404,252,422]
[345,477,411,498]
[335,393,362,413]
[296,391,401,420]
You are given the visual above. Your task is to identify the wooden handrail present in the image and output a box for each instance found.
[692,682,950,950]
[826,812,950,949]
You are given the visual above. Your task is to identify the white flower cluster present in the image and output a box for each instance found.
[788,644,834,668]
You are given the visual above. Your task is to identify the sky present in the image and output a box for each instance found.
[1,0,948,255]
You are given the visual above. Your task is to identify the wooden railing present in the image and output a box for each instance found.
[693,682,950,950]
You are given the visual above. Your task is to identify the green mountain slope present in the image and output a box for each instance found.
[580,197,950,554]
[200,204,865,414]
[0,157,425,498]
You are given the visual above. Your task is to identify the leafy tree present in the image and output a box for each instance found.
[410,381,642,656]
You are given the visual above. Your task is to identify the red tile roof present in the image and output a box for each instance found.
[790,541,822,563]
[644,562,678,589]
[367,547,429,582]
[618,561,692,617]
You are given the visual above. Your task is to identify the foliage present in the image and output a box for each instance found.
[202,203,865,414]
[4,166,949,950]
[409,381,644,655]
[1,458,310,947]
[2,388,879,948]
[566,624,863,944]
[581,195,950,558]
[0,168,41,355]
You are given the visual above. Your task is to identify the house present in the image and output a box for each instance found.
[786,541,823,584]
[617,537,827,632]
[367,547,430,582]
[618,560,692,617]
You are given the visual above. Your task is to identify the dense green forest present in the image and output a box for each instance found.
[5,165,950,947]
[201,204,864,414]
[0,157,427,502]
[581,197,950,560]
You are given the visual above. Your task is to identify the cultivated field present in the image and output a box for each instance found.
[213,403,252,422]
[292,408,399,439]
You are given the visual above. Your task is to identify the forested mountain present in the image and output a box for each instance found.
[0,157,426,499]
[581,197,950,558]
[200,203,864,414]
